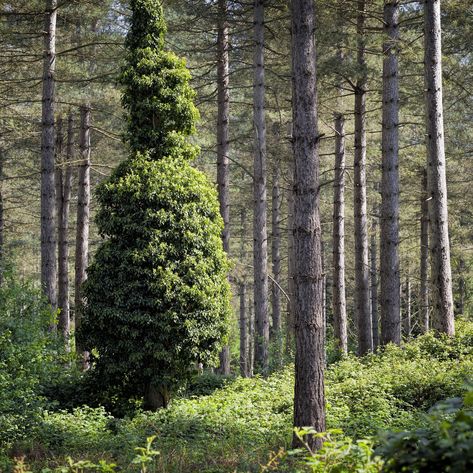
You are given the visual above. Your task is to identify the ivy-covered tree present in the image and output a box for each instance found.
[78,0,231,410]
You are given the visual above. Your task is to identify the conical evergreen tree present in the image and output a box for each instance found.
[79,0,231,410]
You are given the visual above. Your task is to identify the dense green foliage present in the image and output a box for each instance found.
[79,0,231,408]
[0,274,64,447]
[7,320,470,472]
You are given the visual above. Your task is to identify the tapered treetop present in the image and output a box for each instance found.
[121,0,199,158]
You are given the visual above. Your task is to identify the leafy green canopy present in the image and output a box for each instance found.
[121,0,199,157]
[79,0,230,406]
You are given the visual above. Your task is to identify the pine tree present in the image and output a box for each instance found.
[78,0,231,410]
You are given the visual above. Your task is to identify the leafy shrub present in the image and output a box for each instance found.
[0,274,65,447]
[379,389,473,472]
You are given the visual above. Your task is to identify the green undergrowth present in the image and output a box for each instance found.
[3,320,473,472]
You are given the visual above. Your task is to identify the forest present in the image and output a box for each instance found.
[0,0,472,471]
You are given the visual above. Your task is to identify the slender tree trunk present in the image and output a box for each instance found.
[75,105,91,365]
[380,0,401,345]
[420,167,430,332]
[253,0,269,375]
[404,275,411,339]
[285,161,295,355]
[239,282,248,377]
[216,0,231,375]
[41,0,58,310]
[332,112,348,355]
[424,0,454,335]
[354,0,372,355]
[292,0,325,449]
[458,258,465,315]
[371,215,379,350]
[57,115,74,343]
[248,293,255,377]
[271,159,282,365]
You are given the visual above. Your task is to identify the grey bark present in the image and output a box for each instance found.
[332,112,348,355]
[271,158,282,364]
[354,0,373,355]
[420,167,430,332]
[239,282,248,377]
[75,105,91,363]
[370,215,379,350]
[403,275,411,339]
[252,0,269,375]
[458,258,465,315]
[248,294,255,377]
[216,0,231,376]
[380,0,401,345]
[292,0,326,449]
[56,115,74,343]
[285,160,295,355]
[424,0,454,335]
[41,0,58,309]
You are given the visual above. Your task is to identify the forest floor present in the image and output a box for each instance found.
[8,319,472,472]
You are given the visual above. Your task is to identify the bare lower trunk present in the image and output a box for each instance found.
[143,383,170,410]
[424,0,454,335]
[216,0,231,376]
[75,105,91,365]
[56,116,73,343]
[239,282,248,377]
[420,167,430,332]
[354,0,372,355]
[403,275,411,339]
[458,258,465,315]
[285,161,295,355]
[271,160,282,365]
[332,112,348,355]
[41,0,58,310]
[370,216,379,350]
[253,0,269,375]
[380,0,401,346]
[292,0,325,450]
[248,294,255,377]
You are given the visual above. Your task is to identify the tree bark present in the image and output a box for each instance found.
[354,0,373,355]
[253,0,269,375]
[41,0,58,310]
[285,160,295,356]
[380,0,401,346]
[292,0,325,449]
[56,115,74,344]
[403,275,411,339]
[75,105,91,364]
[143,383,170,410]
[271,159,282,365]
[420,167,430,332]
[239,282,248,377]
[371,215,379,350]
[424,0,454,335]
[248,293,255,377]
[216,0,231,376]
[0,150,4,286]
[332,112,348,355]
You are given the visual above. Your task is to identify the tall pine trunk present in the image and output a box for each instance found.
[424,0,454,335]
[0,150,4,286]
[271,159,282,364]
[380,0,401,345]
[253,0,269,374]
[403,275,411,339]
[285,161,295,355]
[239,282,248,377]
[41,0,58,309]
[216,0,231,375]
[75,105,91,364]
[420,167,430,332]
[370,214,379,350]
[57,115,74,343]
[332,111,348,355]
[353,0,372,355]
[292,0,325,449]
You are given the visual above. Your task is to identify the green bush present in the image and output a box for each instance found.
[379,389,473,472]
[0,274,65,447]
